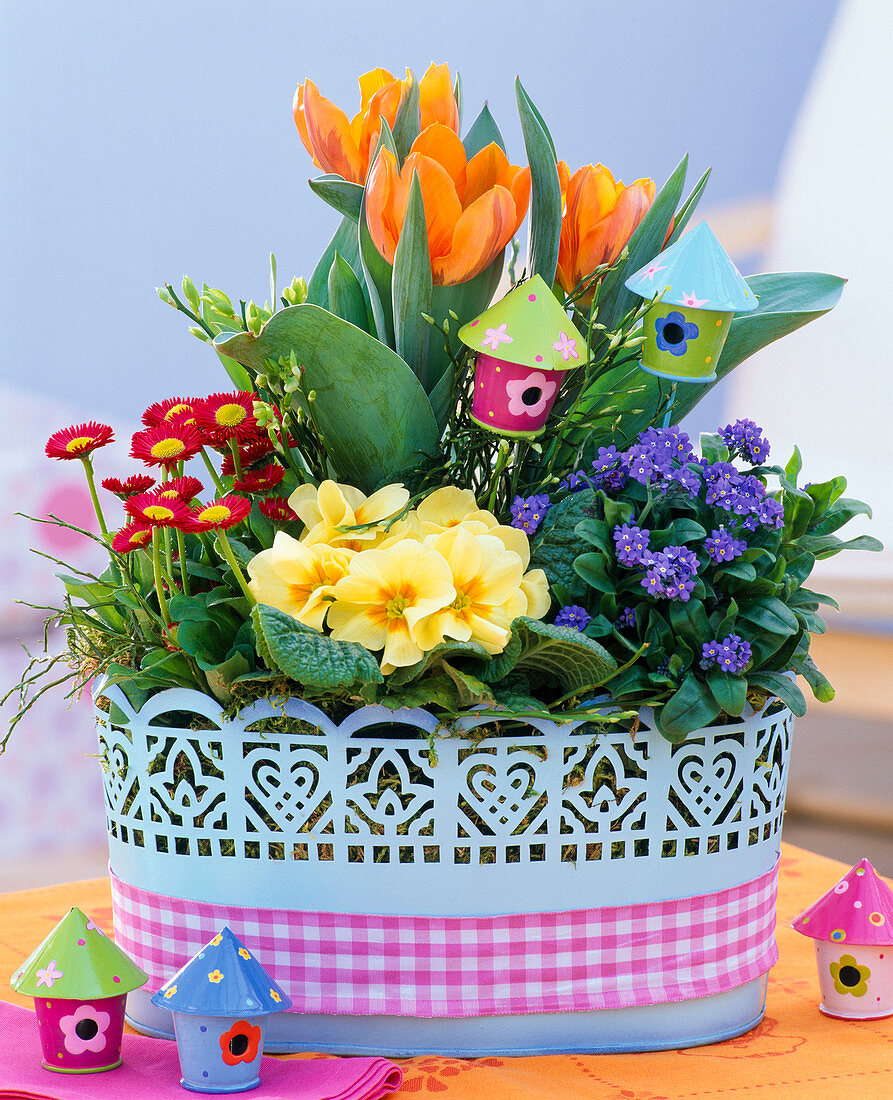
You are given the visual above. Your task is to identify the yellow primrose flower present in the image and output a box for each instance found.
[289,480,409,550]
[247,532,354,630]
[453,519,551,620]
[415,486,497,536]
[414,526,526,654]
[326,539,455,673]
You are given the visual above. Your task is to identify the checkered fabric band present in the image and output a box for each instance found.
[110,862,779,1017]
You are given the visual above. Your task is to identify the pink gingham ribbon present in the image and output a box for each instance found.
[111,863,779,1017]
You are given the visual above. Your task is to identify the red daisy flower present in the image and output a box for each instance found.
[130,422,203,469]
[45,422,114,460]
[111,523,153,553]
[258,496,299,524]
[154,475,204,503]
[233,462,285,494]
[195,391,259,442]
[102,474,156,499]
[141,397,201,428]
[188,494,252,532]
[221,437,275,475]
[125,491,193,529]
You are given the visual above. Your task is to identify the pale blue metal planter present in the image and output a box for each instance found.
[96,684,794,1056]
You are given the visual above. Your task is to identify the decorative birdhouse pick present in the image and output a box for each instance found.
[457,273,586,437]
[792,857,893,1020]
[151,926,291,1094]
[10,907,148,1074]
[624,221,758,383]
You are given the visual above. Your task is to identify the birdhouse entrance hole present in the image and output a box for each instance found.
[660,321,686,347]
[229,1033,250,1057]
[75,1018,100,1041]
[837,964,863,988]
[521,386,543,407]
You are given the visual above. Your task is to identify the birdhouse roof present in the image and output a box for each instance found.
[457,274,587,370]
[10,907,148,998]
[791,858,893,945]
[151,926,292,1017]
[624,221,758,313]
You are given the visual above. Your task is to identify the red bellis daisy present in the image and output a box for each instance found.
[111,523,153,553]
[102,474,156,499]
[141,397,201,428]
[155,476,204,503]
[130,422,203,469]
[189,494,252,532]
[195,391,259,443]
[45,422,114,460]
[233,463,286,494]
[221,438,276,475]
[125,492,193,529]
[258,496,299,524]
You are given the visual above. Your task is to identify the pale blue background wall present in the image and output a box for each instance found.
[1,0,838,420]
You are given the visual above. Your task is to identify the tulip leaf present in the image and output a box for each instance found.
[667,167,712,245]
[308,175,364,222]
[463,102,506,158]
[392,70,421,164]
[428,362,455,434]
[359,192,395,347]
[596,154,689,334]
[453,71,463,131]
[516,77,561,286]
[307,215,363,311]
[215,304,438,492]
[392,170,434,391]
[327,252,369,332]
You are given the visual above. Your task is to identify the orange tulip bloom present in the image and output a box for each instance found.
[366,124,531,286]
[293,64,460,185]
[555,162,655,301]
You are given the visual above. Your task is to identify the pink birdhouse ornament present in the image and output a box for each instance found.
[458,274,587,437]
[792,857,893,1020]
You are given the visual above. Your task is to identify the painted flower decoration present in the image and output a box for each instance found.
[481,323,513,350]
[163,984,178,999]
[366,124,530,286]
[654,311,699,356]
[45,422,114,461]
[238,947,252,960]
[552,332,579,362]
[829,954,871,997]
[270,988,282,1003]
[505,372,558,418]
[208,969,224,983]
[35,961,63,988]
[60,1004,111,1054]
[293,63,459,184]
[681,290,708,307]
[220,1019,262,1066]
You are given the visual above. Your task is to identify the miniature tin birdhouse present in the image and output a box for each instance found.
[151,926,291,1094]
[457,273,586,437]
[792,857,893,1020]
[624,221,758,383]
[10,906,148,1074]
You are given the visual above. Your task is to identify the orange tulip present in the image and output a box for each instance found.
[293,64,460,185]
[555,162,655,301]
[366,124,531,286]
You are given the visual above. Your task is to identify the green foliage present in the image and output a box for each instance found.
[515,78,561,286]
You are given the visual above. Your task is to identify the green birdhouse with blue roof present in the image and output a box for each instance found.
[624,221,758,383]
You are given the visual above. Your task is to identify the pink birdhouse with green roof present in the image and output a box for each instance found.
[10,906,148,1074]
[624,221,758,383]
[458,274,587,437]
[792,857,893,1020]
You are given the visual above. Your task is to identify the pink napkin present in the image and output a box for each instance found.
[0,1002,403,1100]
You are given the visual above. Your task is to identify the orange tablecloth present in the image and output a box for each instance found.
[1,844,890,1098]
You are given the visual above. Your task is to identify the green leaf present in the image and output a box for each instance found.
[656,672,721,741]
[462,102,506,158]
[515,77,561,285]
[495,617,618,697]
[810,497,874,536]
[387,640,491,687]
[649,518,707,549]
[705,667,747,716]
[668,599,711,649]
[790,653,835,703]
[251,604,383,690]
[427,362,455,434]
[699,432,730,464]
[307,215,364,313]
[805,476,847,515]
[441,662,495,707]
[784,446,803,484]
[530,489,595,599]
[392,170,434,390]
[797,532,884,559]
[666,167,711,245]
[203,651,252,702]
[359,192,395,346]
[714,560,757,583]
[379,674,458,711]
[216,305,439,492]
[426,248,505,385]
[596,155,688,333]
[392,71,421,163]
[308,175,364,222]
[747,671,808,716]
[596,490,634,528]
[738,596,800,636]
[327,252,369,331]
[573,552,614,593]
[575,517,613,556]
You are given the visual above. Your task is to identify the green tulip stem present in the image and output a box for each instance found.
[175,527,191,597]
[79,456,110,540]
[215,529,255,605]
[151,529,172,628]
[200,448,227,495]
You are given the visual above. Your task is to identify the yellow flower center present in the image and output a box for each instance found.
[131,530,152,546]
[451,591,472,613]
[143,504,176,521]
[150,438,186,459]
[159,488,179,499]
[215,403,247,427]
[386,593,410,619]
[164,404,193,421]
[65,436,93,453]
[198,505,232,523]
